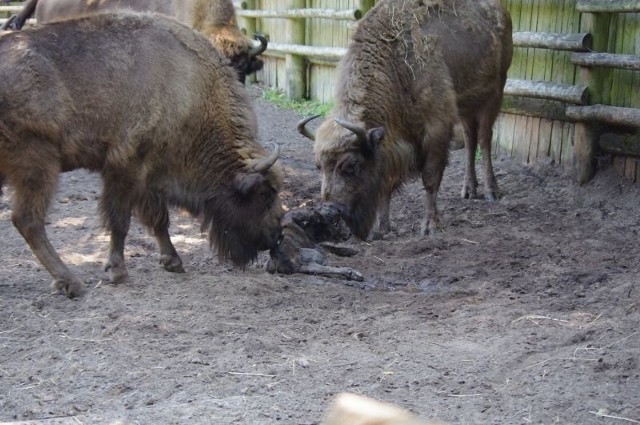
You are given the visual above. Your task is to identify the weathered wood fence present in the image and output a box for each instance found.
[237,0,640,184]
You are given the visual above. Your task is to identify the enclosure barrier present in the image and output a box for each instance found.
[569,0,640,182]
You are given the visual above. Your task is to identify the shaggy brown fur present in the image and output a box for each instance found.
[301,0,512,240]
[6,0,266,83]
[0,12,283,298]
[267,203,362,281]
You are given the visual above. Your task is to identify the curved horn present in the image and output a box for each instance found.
[297,115,321,141]
[249,34,268,57]
[334,118,366,142]
[0,15,15,31]
[253,143,280,174]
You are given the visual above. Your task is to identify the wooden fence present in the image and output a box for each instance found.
[237,0,640,184]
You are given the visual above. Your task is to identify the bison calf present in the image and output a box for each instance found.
[0,12,283,298]
[267,203,363,281]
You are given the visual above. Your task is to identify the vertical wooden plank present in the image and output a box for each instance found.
[549,120,563,165]
[285,0,306,99]
[537,118,554,159]
[624,157,637,182]
[528,116,541,163]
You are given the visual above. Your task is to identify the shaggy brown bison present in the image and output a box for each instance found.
[299,0,512,239]
[0,12,283,298]
[5,0,267,83]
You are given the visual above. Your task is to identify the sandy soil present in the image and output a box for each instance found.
[1,88,639,425]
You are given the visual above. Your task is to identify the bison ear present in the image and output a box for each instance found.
[362,127,385,156]
[234,173,266,198]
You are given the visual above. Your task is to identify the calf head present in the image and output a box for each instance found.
[299,116,386,240]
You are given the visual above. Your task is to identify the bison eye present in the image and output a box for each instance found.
[338,159,358,176]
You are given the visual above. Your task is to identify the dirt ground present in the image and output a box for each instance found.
[1,87,639,425]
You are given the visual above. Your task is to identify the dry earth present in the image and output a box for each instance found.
[1,88,639,425]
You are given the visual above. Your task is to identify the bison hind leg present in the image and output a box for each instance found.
[10,166,85,297]
[460,119,480,200]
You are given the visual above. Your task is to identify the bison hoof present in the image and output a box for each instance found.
[51,277,86,299]
[159,255,185,273]
[104,256,129,285]
[484,191,498,202]
[460,186,477,200]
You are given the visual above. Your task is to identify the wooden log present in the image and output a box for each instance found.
[0,6,23,13]
[322,393,445,425]
[571,52,640,71]
[504,79,589,105]
[236,8,362,21]
[512,31,593,51]
[263,42,347,60]
[577,0,640,13]
[598,132,640,157]
[501,95,571,121]
[566,104,640,128]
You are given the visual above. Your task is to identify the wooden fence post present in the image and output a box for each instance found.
[574,12,611,183]
[286,0,306,100]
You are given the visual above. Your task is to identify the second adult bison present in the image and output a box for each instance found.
[0,12,283,298]
[299,0,512,239]
[6,0,267,83]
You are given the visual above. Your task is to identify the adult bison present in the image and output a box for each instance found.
[5,0,267,83]
[299,0,512,239]
[0,12,283,298]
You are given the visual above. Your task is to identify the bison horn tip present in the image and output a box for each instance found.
[297,115,321,141]
[253,142,280,174]
[249,33,268,57]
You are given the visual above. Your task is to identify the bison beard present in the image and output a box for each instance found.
[0,12,283,298]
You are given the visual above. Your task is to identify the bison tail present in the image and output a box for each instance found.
[0,173,4,198]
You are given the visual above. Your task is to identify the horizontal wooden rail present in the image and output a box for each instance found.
[566,104,640,127]
[599,132,640,157]
[512,32,592,51]
[577,0,640,13]
[0,6,22,13]
[263,42,347,60]
[571,52,640,70]
[236,8,362,21]
[504,79,589,105]
[501,95,571,121]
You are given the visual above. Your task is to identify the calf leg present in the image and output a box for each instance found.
[460,119,479,199]
[10,168,85,297]
[136,192,184,273]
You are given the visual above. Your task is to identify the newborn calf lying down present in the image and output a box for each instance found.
[267,203,364,281]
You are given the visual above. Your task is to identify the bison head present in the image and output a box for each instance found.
[299,116,386,240]
[205,144,283,266]
[212,31,267,84]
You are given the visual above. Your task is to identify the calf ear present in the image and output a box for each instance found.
[362,127,385,156]
[234,173,266,198]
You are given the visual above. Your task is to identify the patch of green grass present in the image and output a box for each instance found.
[261,88,333,117]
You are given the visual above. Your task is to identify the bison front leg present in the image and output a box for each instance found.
[100,174,134,285]
[11,171,85,297]
[420,142,448,237]
[478,110,499,202]
[460,120,479,200]
[136,194,184,274]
